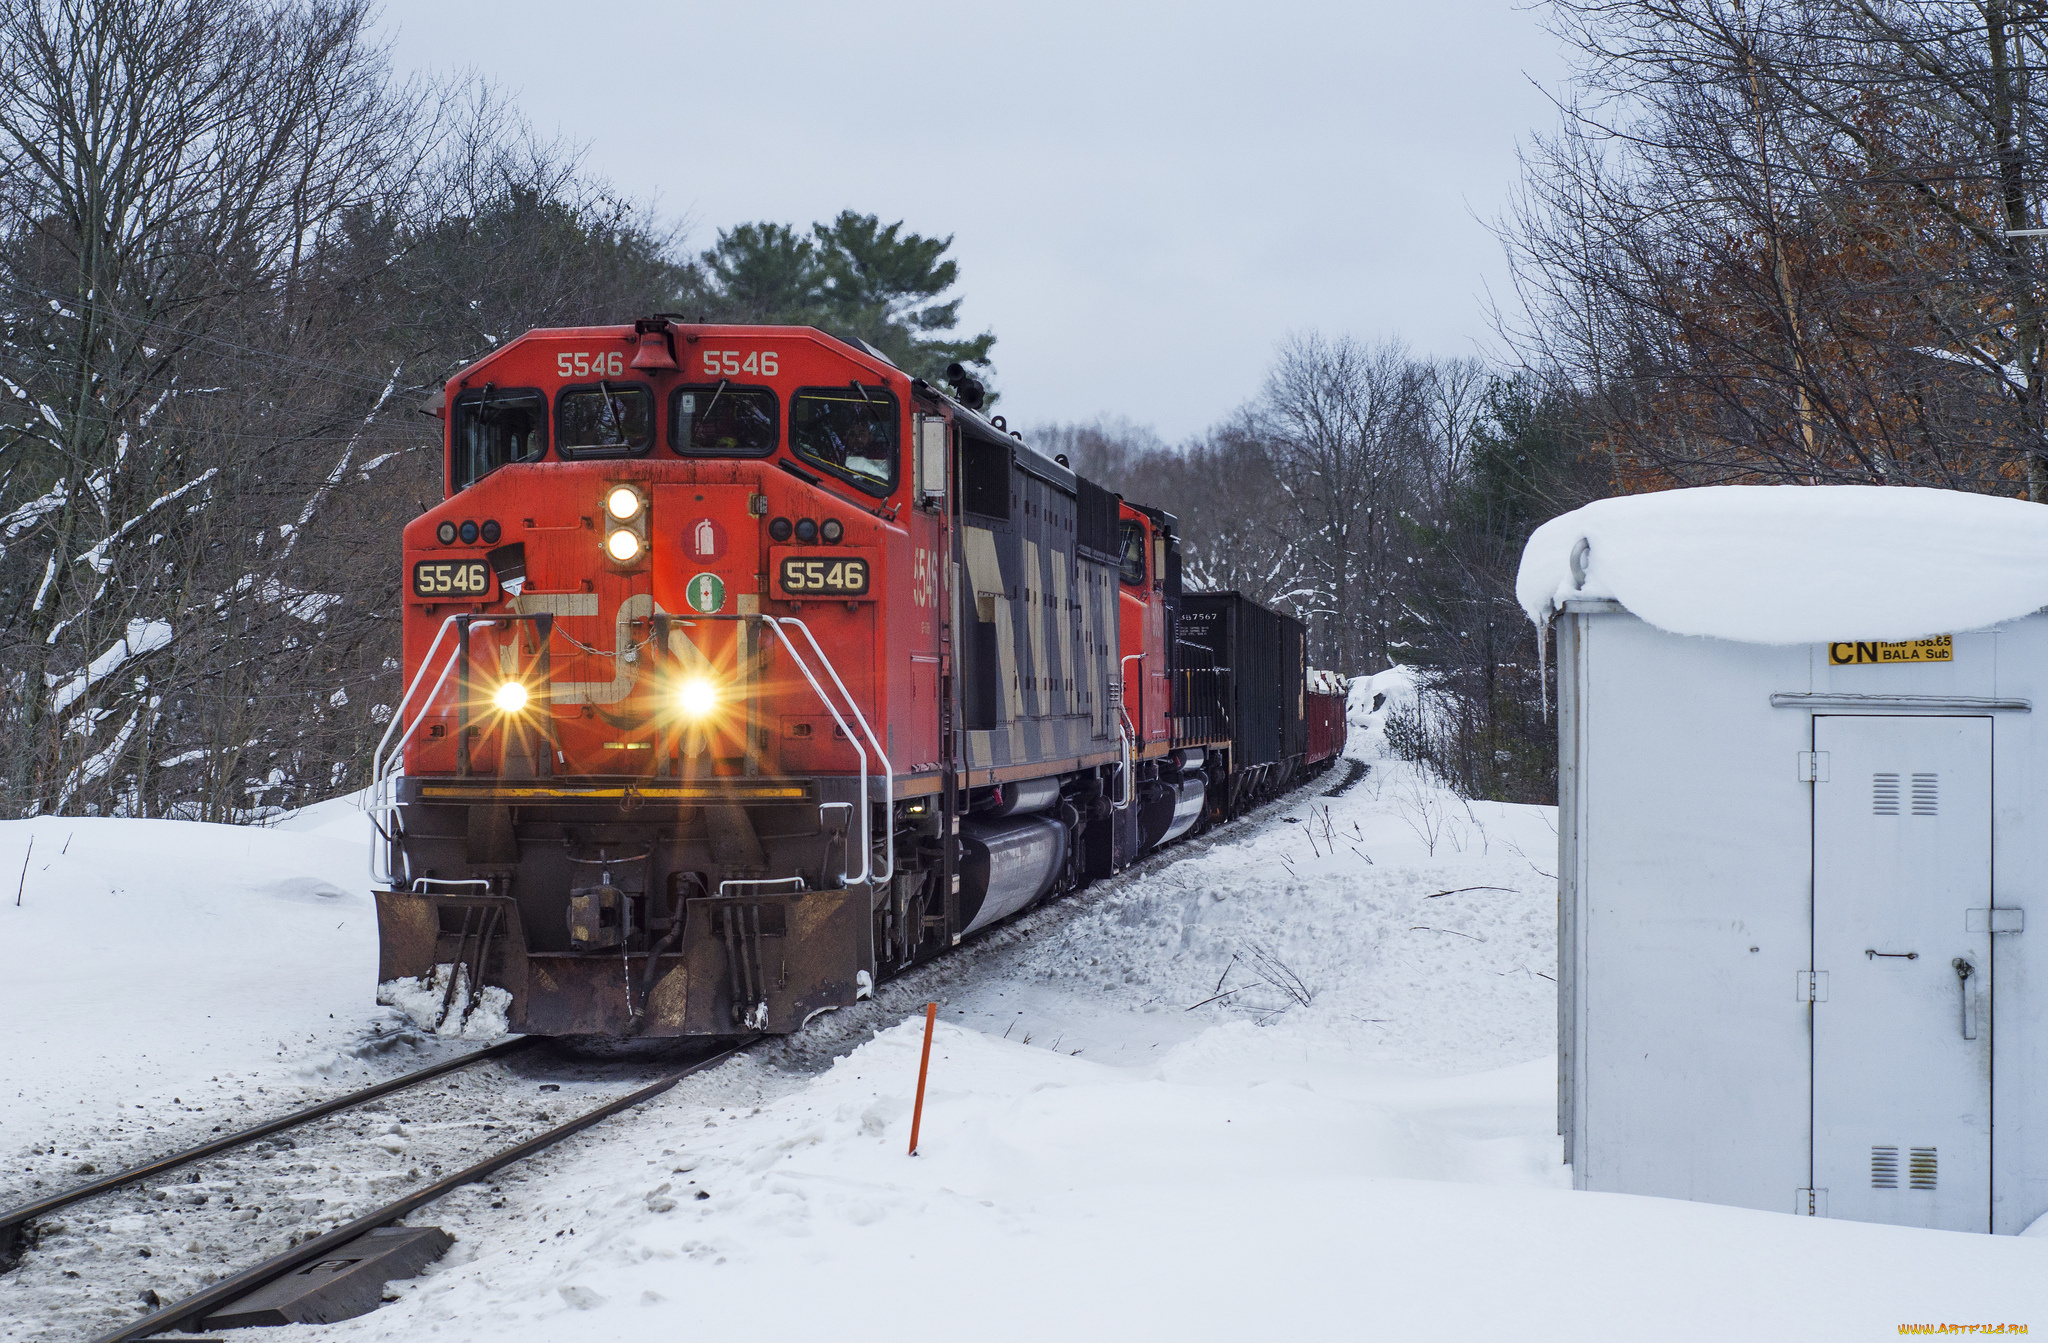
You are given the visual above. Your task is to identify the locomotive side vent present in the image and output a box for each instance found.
[1870,1146,1899,1189]
[1909,1147,1938,1190]
[1911,772,1939,816]
[1872,772,1900,816]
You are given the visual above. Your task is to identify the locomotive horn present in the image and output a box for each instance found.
[944,362,986,410]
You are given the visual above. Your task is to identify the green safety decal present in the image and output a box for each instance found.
[685,572,726,614]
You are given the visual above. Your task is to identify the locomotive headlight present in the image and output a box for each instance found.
[676,677,718,719]
[492,681,529,714]
[605,486,643,522]
[602,485,649,566]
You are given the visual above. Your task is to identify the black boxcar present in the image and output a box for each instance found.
[1176,592,1308,811]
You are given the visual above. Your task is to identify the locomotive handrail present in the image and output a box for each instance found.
[369,614,475,791]
[1114,706,1137,810]
[691,611,890,889]
[1119,652,1146,731]
[718,876,808,896]
[366,615,486,885]
[772,616,895,886]
[1114,652,1145,810]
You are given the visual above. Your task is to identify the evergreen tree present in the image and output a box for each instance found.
[697,211,995,387]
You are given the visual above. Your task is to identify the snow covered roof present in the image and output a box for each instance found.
[1517,485,2048,645]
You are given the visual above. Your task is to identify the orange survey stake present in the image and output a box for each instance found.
[908,1002,938,1156]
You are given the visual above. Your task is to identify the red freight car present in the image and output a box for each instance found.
[1304,669,1348,766]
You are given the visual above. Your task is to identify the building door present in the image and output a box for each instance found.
[1812,715,1992,1231]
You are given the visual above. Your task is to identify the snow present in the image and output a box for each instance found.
[4,711,2045,1338]
[1518,484,2048,643]
[0,800,383,1141]
[47,619,173,714]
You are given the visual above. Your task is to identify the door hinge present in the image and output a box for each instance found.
[1796,971,1829,1002]
[1798,751,1831,782]
[1966,907,2025,934]
[1794,1188,1827,1216]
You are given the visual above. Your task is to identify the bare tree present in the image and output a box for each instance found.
[1501,0,2048,496]
[0,0,434,815]
[1259,332,1433,670]
[0,1,698,820]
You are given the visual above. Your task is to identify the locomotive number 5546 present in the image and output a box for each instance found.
[412,559,492,598]
[779,555,869,596]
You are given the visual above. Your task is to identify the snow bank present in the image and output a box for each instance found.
[0,813,392,1140]
[1347,665,1420,761]
[1518,485,2048,643]
[334,1021,2045,1343]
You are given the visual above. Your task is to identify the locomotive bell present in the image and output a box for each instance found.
[629,329,678,371]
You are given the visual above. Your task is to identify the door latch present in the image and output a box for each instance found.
[1954,958,1977,1041]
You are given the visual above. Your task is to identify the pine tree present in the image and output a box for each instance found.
[698,211,995,387]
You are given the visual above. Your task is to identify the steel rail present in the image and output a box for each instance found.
[0,1038,537,1252]
[87,1038,756,1343]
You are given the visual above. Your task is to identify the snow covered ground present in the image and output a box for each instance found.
[5,672,2045,1340]
[0,794,395,1143]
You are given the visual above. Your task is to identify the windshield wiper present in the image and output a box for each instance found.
[703,378,729,419]
[849,379,883,423]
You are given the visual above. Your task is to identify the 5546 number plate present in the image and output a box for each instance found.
[778,554,870,597]
[412,559,493,599]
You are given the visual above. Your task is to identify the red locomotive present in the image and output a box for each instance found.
[370,319,1345,1036]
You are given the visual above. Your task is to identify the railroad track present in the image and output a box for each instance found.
[1321,758,1369,797]
[1,1037,754,1342]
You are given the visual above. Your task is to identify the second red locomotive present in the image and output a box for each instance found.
[370,319,1344,1037]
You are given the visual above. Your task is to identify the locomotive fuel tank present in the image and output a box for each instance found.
[957,815,1068,935]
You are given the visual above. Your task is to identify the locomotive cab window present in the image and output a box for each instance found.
[1118,519,1148,586]
[791,384,897,495]
[556,382,653,457]
[452,386,547,491]
[673,382,777,457]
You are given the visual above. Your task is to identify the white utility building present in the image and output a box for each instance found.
[1521,485,2048,1234]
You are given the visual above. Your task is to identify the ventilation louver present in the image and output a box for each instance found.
[1909,1147,1937,1190]
[1911,773,1939,817]
[1871,1146,1899,1189]
[1873,773,1900,816]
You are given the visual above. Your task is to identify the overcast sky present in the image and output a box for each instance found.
[383,2,1569,441]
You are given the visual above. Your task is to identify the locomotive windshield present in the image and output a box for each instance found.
[556,383,653,456]
[451,386,546,490]
[791,384,897,494]
[673,382,777,456]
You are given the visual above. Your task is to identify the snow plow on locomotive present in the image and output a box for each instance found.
[368,318,1344,1038]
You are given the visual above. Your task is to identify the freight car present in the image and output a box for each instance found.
[368,318,1341,1038]
[1305,669,1349,769]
